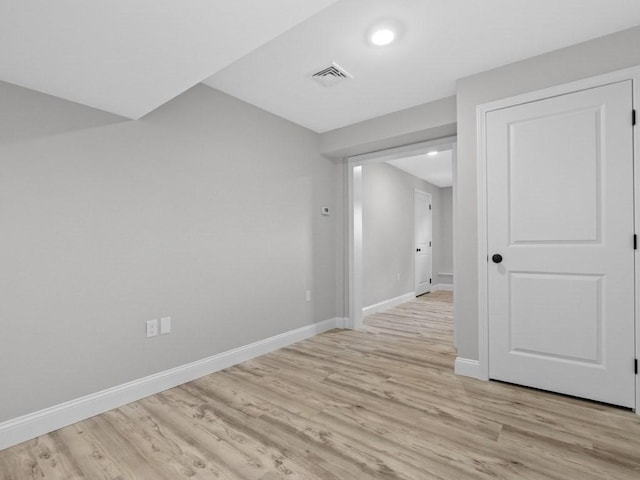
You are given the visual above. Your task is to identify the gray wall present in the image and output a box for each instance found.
[362,162,448,307]
[6,23,635,424]
[0,82,339,422]
[439,187,453,283]
[455,25,640,360]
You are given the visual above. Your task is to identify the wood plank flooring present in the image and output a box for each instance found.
[2,291,640,479]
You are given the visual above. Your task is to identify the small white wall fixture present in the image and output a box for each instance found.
[476,65,640,412]
[347,137,457,330]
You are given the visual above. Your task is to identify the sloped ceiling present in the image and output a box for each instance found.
[3,1,640,129]
[204,0,640,132]
[0,0,339,119]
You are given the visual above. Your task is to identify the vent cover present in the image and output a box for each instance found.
[311,62,353,87]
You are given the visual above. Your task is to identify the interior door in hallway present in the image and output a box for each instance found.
[486,80,636,407]
[415,189,432,296]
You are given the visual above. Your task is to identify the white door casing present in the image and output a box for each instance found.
[485,80,635,407]
[414,190,432,296]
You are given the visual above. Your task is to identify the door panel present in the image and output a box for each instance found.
[509,272,602,363]
[487,80,635,407]
[509,107,601,244]
[415,190,431,296]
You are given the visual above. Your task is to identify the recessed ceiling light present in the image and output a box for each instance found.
[427,151,438,156]
[370,29,395,46]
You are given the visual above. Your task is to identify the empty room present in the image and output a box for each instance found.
[2,1,640,479]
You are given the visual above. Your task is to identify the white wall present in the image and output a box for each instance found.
[0,81,339,423]
[455,25,640,360]
[362,162,448,307]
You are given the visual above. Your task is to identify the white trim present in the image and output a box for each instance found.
[633,67,640,416]
[347,137,457,331]
[348,137,458,165]
[348,164,363,329]
[454,357,482,379]
[476,95,490,381]
[476,65,640,410]
[432,283,454,292]
[451,143,458,348]
[334,317,349,329]
[363,292,415,316]
[0,317,344,451]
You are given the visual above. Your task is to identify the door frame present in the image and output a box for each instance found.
[414,189,432,296]
[347,136,457,330]
[476,65,640,412]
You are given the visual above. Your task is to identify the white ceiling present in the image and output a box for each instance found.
[0,0,338,119]
[3,1,640,127]
[387,150,453,188]
[205,0,640,132]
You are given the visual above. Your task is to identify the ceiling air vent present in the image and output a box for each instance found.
[311,62,353,87]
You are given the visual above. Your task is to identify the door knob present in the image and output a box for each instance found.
[416,248,421,252]
[492,254,503,264]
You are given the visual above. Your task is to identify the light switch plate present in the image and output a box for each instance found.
[160,316,171,335]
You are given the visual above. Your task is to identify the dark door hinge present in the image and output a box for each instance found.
[634,234,637,250]
[429,204,432,210]
[633,109,637,126]
[429,241,432,247]
[429,278,432,284]
[635,358,638,375]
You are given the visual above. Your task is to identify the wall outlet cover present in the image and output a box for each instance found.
[146,319,158,338]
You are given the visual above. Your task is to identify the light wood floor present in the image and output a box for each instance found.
[2,291,640,479]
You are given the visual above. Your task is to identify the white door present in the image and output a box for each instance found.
[486,80,635,407]
[415,190,432,296]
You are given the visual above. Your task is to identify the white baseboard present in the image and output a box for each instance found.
[454,357,482,379]
[334,317,349,329]
[432,283,454,292]
[363,292,415,316]
[0,317,344,451]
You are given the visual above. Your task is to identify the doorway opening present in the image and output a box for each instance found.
[347,136,457,341]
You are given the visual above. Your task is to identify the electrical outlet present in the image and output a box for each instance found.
[160,316,171,335]
[146,319,158,338]
[306,290,311,302]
